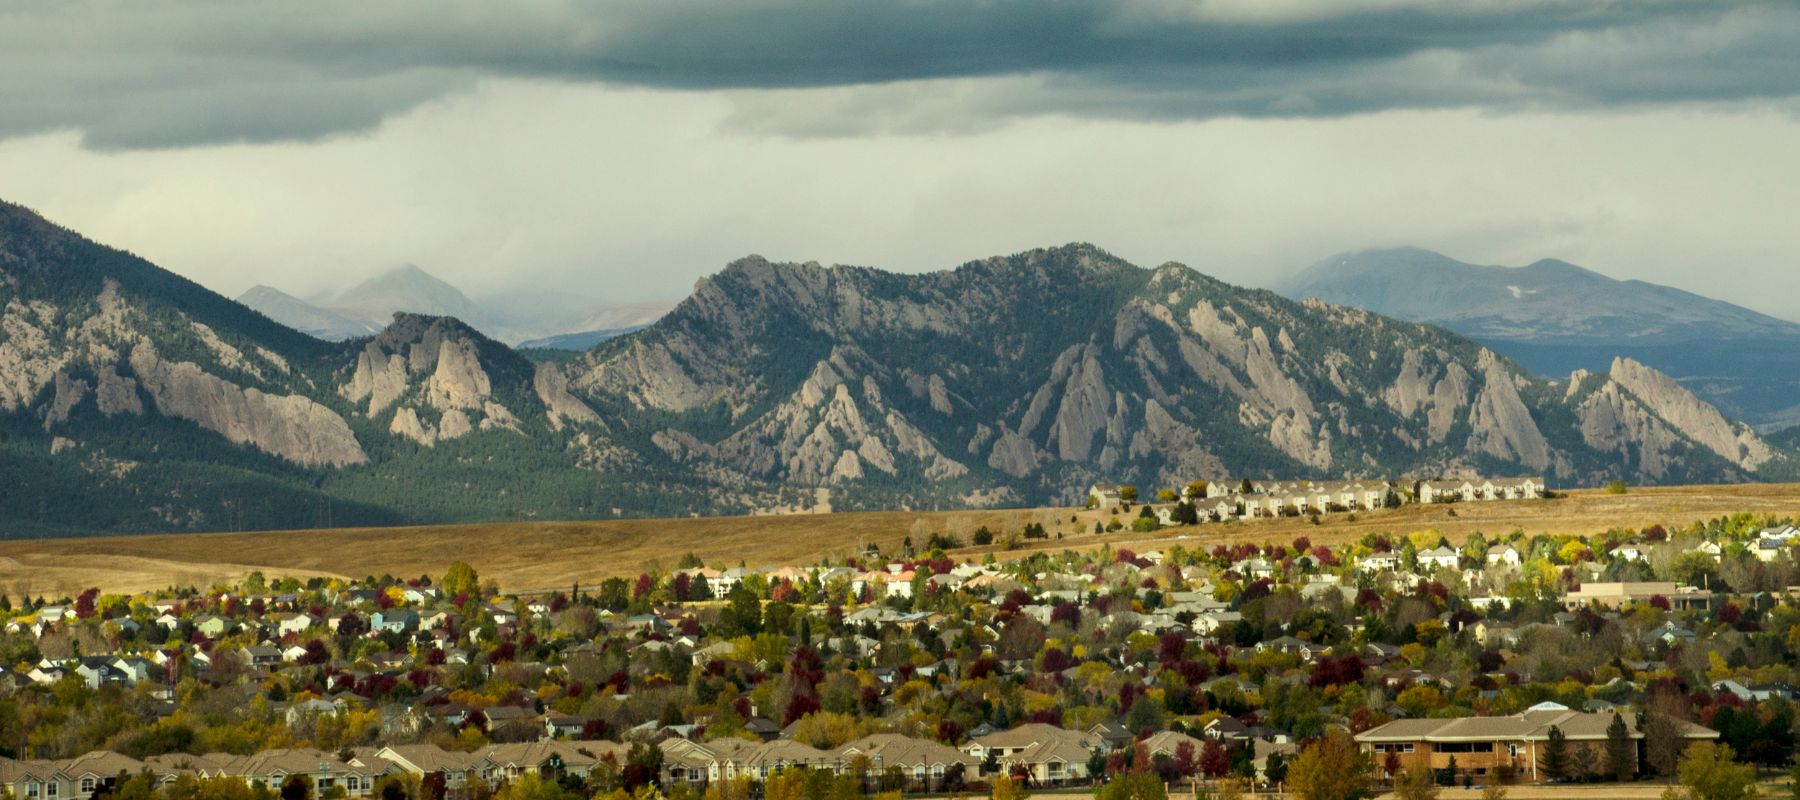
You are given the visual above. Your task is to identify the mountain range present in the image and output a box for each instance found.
[238,266,672,348]
[0,200,1789,536]
[1278,248,1800,430]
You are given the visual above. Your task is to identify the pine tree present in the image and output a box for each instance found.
[1543,725,1569,780]
[1606,713,1636,781]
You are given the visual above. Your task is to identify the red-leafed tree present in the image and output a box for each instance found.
[1200,739,1230,778]
[74,587,100,619]
[1173,740,1199,778]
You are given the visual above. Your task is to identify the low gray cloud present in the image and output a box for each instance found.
[4,1,1797,148]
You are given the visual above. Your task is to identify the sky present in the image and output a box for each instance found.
[2,1,1798,316]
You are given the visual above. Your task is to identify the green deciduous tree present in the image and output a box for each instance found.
[719,584,762,637]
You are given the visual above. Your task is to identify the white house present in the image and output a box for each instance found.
[277,613,318,636]
[1417,481,1461,503]
[1358,553,1404,573]
[1418,546,1461,570]
[1485,546,1522,568]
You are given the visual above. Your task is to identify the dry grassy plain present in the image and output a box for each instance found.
[4,482,1800,600]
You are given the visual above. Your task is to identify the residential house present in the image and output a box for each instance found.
[1088,485,1123,508]
[1417,481,1462,504]
[371,610,420,635]
[838,734,981,791]
[963,723,1100,786]
[1358,553,1404,574]
[1418,546,1461,571]
[1486,546,1522,569]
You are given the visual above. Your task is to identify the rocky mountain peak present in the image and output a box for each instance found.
[1605,356,1772,470]
[2,209,1791,532]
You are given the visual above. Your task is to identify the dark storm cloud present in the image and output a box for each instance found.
[3,0,1796,148]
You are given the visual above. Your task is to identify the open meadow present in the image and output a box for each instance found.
[5,482,1800,600]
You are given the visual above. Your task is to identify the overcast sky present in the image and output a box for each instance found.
[2,1,1797,316]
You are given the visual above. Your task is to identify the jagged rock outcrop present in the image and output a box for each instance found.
[1466,350,1552,471]
[342,346,409,415]
[1607,356,1772,470]
[534,363,603,431]
[338,314,540,445]
[1382,349,1471,445]
[1575,378,1684,479]
[710,349,967,484]
[129,342,366,467]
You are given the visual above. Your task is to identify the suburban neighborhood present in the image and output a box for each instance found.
[2,482,1798,800]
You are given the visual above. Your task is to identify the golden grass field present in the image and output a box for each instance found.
[4,482,1800,600]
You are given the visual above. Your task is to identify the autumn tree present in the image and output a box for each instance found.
[1094,773,1165,800]
[1677,742,1756,800]
[1288,729,1373,800]
[1644,693,1690,778]
[1201,739,1230,779]
[494,774,580,800]
[1173,741,1198,779]
[991,776,1029,800]
[442,562,480,601]
[1392,765,1440,800]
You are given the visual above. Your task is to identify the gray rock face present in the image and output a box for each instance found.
[1466,350,1552,471]
[1382,349,1470,445]
[342,348,410,415]
[425,338,491,410]
[710,349,967,484]
[533,363,602,430]
[94,365,142,416]
[43,372,88,428]
[1576,379,1682,479]
[338,313,542,446]
[1607,357,1772,470]
[0,297,65,412]
[129,342,367,467]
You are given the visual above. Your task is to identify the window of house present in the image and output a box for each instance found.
[26,782,39,798]
[81,779,95,793]
[46,784,58,797]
